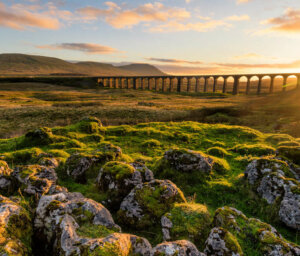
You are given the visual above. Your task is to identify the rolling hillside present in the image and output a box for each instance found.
[0,53,166,76]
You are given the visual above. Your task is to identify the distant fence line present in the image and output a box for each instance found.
[97,73,300,95]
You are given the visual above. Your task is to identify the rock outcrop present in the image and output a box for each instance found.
[153,240,204,256]
[204,227,243,256]
[0,195,32,255]
[65,143,122,183]
[118,179,186,229]
[34,191,123,255]
[245,158,300,230]
[161,203,211,245]
[212,206,300,255]
[97,161,154,209]
[163,148,214,174]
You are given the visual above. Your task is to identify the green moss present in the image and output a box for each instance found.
[141,139,161,148]
[166,203,211,248]
[207,147,231,157]
[4,147,43,165]
[47,149,70,159]
[231,144,276,156]
[80,134,104,143]
[88,242,121,256]
[223,229,243,255]
[46,200,62,212]
[101,161,135,181]
[211,156,231,174]
[76,223,115,239]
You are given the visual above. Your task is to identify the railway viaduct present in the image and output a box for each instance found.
[97,73,300,95]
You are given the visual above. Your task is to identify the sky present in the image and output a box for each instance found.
[1,0,300,75]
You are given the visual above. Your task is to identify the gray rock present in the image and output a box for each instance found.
[257,173,285,204]
[34,191,122,255]
[259,230,300,255]
[97,161,154,210]
[65,154,95,183]
[0,161,13,194]
[153,240,204,256]
[204,227,242,256]
[279,191,300,230]
[13,165,58,198]
[118,179,186,229]
[0,195,32,255]
[161,215,173,241]
[164,148,213,173]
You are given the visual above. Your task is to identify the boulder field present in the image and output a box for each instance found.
[0,117,299,255]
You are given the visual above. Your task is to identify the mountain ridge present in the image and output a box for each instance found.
[0,53,166,76]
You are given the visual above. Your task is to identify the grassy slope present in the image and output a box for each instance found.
[0,82,300,138]
[0,53,165,76]
[0,119,299,249]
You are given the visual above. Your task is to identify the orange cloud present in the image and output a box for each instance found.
[0,2,61,30]
[263,8,300,33]
[78,2,190,29]
[36,43,118,54]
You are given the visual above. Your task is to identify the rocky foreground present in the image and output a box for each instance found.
[0,117,299,255]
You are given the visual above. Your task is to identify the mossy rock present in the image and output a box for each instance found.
[163,203,211,247]
[118,179,186,230]
[4,147,43,165]
[0,196,32,256]
[277,146,300,165]
[97,161,137,209]
[204,227,243,256]
[207,147,231,158]
[231,144,276,156]
[78,117,103,134]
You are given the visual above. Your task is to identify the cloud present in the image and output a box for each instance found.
[232,53,278,60]
[36,43,118,54]
[226,15,250,21]
[78,2,190,29]
[149,19,229,32]
[214,59,300,69]
[154,59,300,75]
[263,8,300,33]
[237,0,251,4]
[146,57,203,65]
[0,2,61,30]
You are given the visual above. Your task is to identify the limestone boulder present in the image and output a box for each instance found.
[65,143,122,184]
[97,161,154,209]
[245,158,300,230]
[153,240,204,256]
[163,148,214,174]
[0,195,32,255]
[0,160,14,195]
[204,227,243,256]
[118,179,186,230]
[34,191,122,255]
[13,165,59,197]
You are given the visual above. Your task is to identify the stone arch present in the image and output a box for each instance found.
[238,76,248,94]
[258,75,271,94]
[215,76,224,93]
[285,75,298,91]
[273,75,284,92]
[225,76,234,93]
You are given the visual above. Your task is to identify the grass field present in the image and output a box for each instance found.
[0,81,300,139]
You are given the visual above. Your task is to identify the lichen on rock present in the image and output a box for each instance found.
[118,179,186,230]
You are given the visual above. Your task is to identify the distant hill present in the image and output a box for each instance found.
[0,53,166,76]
